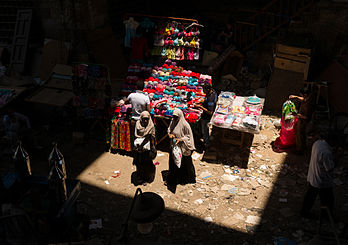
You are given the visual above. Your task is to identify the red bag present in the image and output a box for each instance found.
[273,117,298,151]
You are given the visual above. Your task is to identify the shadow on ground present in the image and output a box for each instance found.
[1,102,348,244]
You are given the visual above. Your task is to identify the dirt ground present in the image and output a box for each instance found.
[1,113,348,245]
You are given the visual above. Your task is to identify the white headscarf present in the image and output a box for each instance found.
[168,109,195,150]
[135,111,155,138]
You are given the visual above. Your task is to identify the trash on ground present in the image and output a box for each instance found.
[111,173,121,178]
[224,168,233,174]
[199,171,212,179]
[221,174,239,182]
[89,218,102,229]
[221,184,234,191]
[237,188,251,196]
[273,237,297,245]
[194,199,203,205]
[104,180,110,185]
[278,198,287,203]
[334,178,343,186]
[228,187,239,194]
[245,215,261,225]
[192,152,201,160]
[204,216,213,222]
[202,175,212,180]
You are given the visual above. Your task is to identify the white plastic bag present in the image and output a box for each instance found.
[172,145,182,168]
[134,137,150,151]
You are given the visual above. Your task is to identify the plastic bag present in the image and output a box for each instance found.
[13,141,31,177]
[134,137,150,151]
[48,143,67,204]
[172,145,182,168]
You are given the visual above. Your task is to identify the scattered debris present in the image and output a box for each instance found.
[192,152,201,160]
[89,219,102,229]
[194,199,203,205]
[237,188,251,196]
[334,178,343,186]
[224,168,233,174]
[245,215,261,225]
[221,184,234,191]
[204,216,213,223]
[233,212,244,220]
[221,174,239,182]
[228,188,238,194]
[279,198,287,203]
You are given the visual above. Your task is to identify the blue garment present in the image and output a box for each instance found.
[140,18,155,32]
[124,18,139,48]
[202,90,217,120]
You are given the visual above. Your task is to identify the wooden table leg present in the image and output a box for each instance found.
[240,131,245,148]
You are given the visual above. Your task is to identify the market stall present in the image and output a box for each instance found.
[110,60,212,151]
[209,92,265,146]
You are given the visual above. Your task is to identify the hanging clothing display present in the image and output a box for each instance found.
[122,15,203,61]
[131,36,149,61]
[110,117,132,152]
[120,63,153,97]
[123,17,139,48]
[72,63,111,119]
[153,21,202,60]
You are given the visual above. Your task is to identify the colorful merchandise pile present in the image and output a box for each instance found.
[0,88,16,108]
[109,100,133,152]
[143,60,211,123]
[152,22,201,61]
[210,92,264,134]
[71,63,111,119]
[120,63,153,97]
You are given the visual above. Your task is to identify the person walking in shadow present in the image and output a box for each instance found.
[300,131,336,219]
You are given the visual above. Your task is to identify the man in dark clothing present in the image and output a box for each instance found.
[195,84,217,147]
[301,132,336,219]
[289,87,315,153]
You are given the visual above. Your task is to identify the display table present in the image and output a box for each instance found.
[25,88,74,107]
[0,86,27,109]
[209,92,264,146]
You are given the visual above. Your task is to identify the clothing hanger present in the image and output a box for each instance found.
[185,22,204,30]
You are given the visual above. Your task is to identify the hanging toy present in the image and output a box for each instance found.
[48,143,68,206]
[13,141,31,178]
